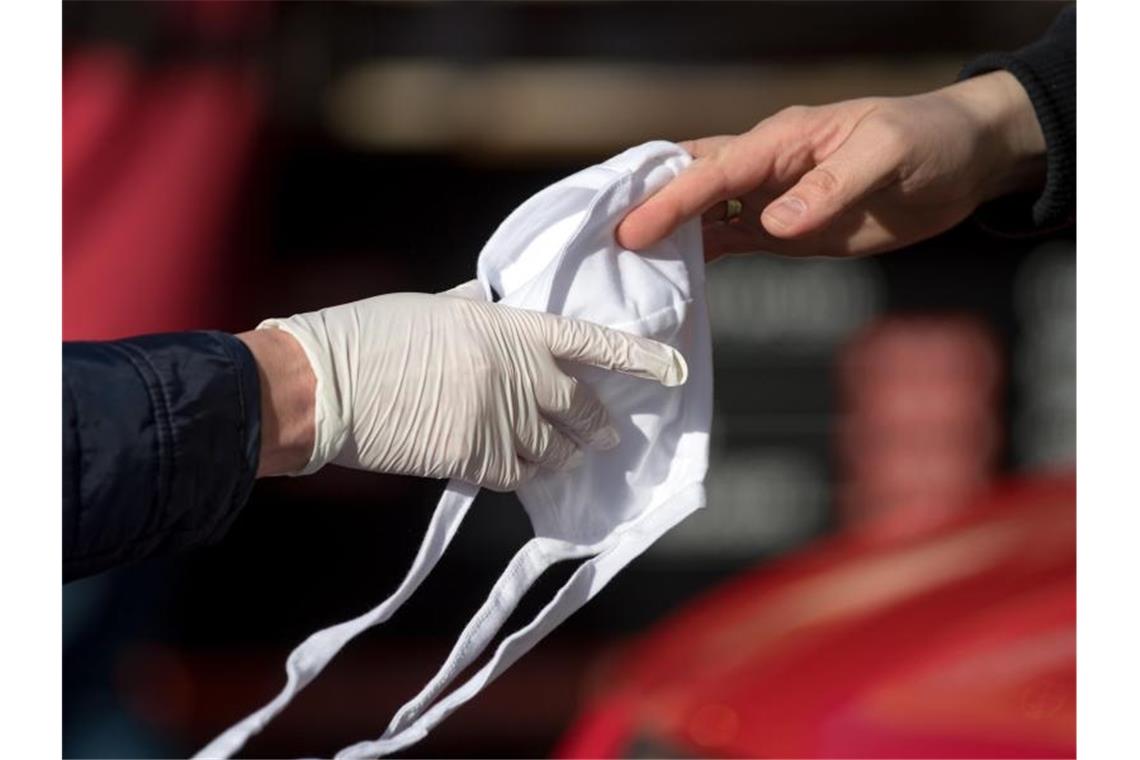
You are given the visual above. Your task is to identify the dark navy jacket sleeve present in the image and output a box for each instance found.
[62,331,262,582]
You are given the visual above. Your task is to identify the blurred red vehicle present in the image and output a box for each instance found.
[556,474,1075,759]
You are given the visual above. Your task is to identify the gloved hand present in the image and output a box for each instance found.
[259,282,688,491]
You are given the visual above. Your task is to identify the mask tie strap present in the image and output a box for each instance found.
[382,536,594,739]
[336,483,704,759]
[193,479,480,760]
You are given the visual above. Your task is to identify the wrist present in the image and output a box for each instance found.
[237,327,317,477]
[938,70,1047,203]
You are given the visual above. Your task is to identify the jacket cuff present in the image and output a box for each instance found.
[205,332,263,542]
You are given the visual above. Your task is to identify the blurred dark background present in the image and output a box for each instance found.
[62,2,1074,757]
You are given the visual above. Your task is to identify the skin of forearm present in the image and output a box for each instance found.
[935,70,1047,204]
[237,328,316,477]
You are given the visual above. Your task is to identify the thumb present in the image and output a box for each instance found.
[539,314,688,387]
[761,126,902,238]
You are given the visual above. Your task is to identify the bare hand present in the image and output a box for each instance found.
[616,71,1046,259]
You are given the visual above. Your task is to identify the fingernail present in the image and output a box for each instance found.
[763,196,806,230]
[659,348,689,387]
[595,425,621,450]
[561,448,585,471]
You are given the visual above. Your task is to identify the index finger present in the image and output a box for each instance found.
[540,313,689,388]
[615,135,747,251]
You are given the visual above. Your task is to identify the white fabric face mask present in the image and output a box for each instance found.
[196,141,712,759]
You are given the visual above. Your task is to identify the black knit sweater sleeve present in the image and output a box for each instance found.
[959,5,1075,234]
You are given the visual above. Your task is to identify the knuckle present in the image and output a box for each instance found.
[546,438,573,468]
[704,156,735,199]
[871,113,910,151]
[681,136,713,159]
[774,104,811,125]
[576,389,609,429]
[547,381,608,440]
[542,314,578,356]
[800,166,842,199]
[548,380,578,417]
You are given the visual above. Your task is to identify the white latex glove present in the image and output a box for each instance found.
[258,282,688,491]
